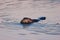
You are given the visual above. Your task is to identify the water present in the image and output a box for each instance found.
[0,0,60,35]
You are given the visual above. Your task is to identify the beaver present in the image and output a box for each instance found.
[20,17,46,28]
[20,17,46,24]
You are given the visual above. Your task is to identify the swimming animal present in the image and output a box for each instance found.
[20,17,46,24]
[20,17,46,28]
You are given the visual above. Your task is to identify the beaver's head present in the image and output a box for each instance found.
[20,17,33,24]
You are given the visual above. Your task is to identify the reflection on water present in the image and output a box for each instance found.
[26,23,60,35]
[0,20,60,35]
